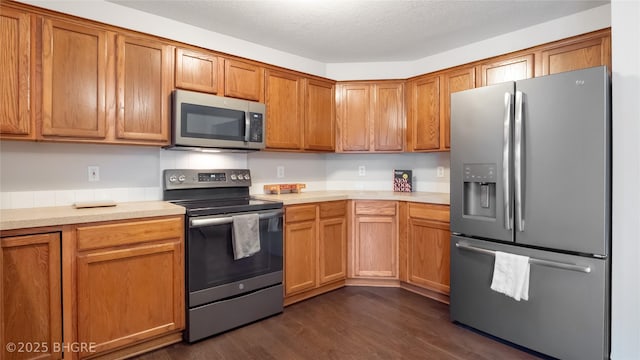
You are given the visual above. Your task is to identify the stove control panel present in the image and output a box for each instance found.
[163,169,251,190]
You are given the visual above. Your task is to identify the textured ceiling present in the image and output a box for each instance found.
[108,0,608,63]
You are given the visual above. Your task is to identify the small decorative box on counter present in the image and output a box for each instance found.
[393,170,412,192]
[263,183,307,195]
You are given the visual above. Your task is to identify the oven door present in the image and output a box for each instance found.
[187,209,283,307]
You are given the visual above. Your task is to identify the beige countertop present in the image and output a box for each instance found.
[252,191,450,206]
[0,201,186,231]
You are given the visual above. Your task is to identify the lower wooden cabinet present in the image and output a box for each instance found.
[349,201,399,280]
[284,201,347,305]
[75,217,184,358]
[404,203,451,295]
[1,232,62,360]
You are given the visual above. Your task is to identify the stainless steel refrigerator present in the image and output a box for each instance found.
[449,66,610,360]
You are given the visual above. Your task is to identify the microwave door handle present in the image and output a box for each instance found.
[244,112,251,142]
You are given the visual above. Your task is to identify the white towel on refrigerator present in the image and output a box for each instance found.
[490,251,530,301]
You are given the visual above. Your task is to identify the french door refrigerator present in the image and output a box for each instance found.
[449,66,610,360]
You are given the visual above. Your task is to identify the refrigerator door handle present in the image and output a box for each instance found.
[514,90,525,232]
[502,92,513,230]
[455,242,592,273]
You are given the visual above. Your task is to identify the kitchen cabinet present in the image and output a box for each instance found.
[406,65,474,151]
[174,47,222,94]
[224,58,264,102]
[115,34,173,144]
[303,78,335,151]
[479,53,534,86]
[75,216,184,358]
[336,81,404,152]
[284,201,347,305]
[404,203,451,296]
[1,232,62,360]
[540,28,611,76]
[265,69,304,150]
[350,201,398,279]
[39,17,110,140]
[0,7,33,140]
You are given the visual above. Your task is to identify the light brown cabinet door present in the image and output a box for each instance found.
[354,215,398,278]
[318,217,347,285]
[265,70,303,150]
[2,233,62,360]
[480,54,534,86]
[541,32,611,75]
[407,76,440,151]
[407,218,451,294]
[224,58,264,102]
[304,79,335,151]
[0,8,32,139]
[76,239,184,357]
[284,220,317,295]
[442,67,475,149]
[116,35,172,144]
[338,84,371,151]
[41,18,108,139]
[175,48,220,94]
[373,82,404,151]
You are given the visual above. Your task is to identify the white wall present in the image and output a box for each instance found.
[610,1,640,359]
[247,152,327,194]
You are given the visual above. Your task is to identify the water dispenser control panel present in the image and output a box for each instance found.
[463,164,497,182]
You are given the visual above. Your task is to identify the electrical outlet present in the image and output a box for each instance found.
[358,165,366,176]
[88,166,100,182]
[436,166,445,178]
[276,166,285,178]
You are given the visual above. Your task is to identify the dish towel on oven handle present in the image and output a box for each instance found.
[232,214,261,260]
[490,251,530,301]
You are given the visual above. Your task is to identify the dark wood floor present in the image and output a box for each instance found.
[134,287,545,360]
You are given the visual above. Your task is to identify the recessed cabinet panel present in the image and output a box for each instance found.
[481,54,534,86]
[442,67,475,149]
[339,84,371,151]
[304,79,335,151]
[408,76,440,151]
[374,83,404,151]
[224,59,264,101]
[175,48,220,94]
[265,70,303,150]
[542,35,611,75]
[284,221,317,295]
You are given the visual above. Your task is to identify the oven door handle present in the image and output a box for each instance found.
[189,210,283,228]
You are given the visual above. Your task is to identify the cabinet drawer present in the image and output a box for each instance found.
[354,201,396,216]
[319,201,347,219]
[409,203,450,223]
[77,216,183,251]
[285,205,317,223]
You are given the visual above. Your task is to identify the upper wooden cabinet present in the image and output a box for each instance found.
[1,232,62,360]
[174,47,221,94]
[407,66,474,152]
[479,53,534,86]
[0,8,32,140]
[336,81,404,152]
[540,29,611,76]
[39,17,110,140]
[304,78,335,151]
[115,35,173,144]
[265,73,335,152]
[265,69,304,150]
[224,58,264,102]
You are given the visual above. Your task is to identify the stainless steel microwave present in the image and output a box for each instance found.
[171,89,266,150]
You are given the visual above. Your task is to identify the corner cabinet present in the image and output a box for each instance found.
[1,232,62,360]
[349,201,399,280]
[284,201,347,305]
[0,7,33,140]
[336,81,404,152]
[75,216,184,358]
[115,35,173,144]
[403,203,451,297]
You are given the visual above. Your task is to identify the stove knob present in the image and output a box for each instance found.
[230,174,237,181]
[169,175,177,182]
[244,174,251,180]
[178,175,186,182]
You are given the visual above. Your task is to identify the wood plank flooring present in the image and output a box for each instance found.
[133,287,546,360]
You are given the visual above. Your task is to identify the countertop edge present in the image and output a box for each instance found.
[252,191,450,206]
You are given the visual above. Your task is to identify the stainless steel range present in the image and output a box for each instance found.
[163,169,284,343]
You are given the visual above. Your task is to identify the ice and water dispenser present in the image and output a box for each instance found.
[463,164,497,219]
